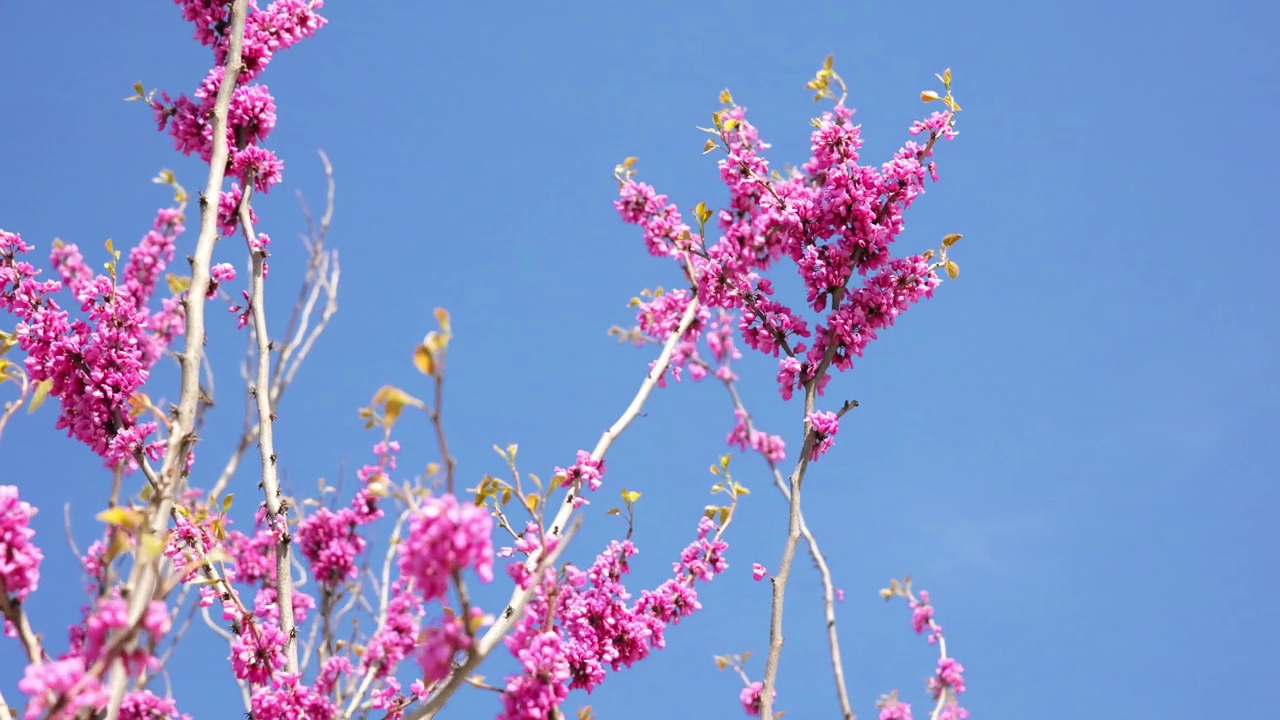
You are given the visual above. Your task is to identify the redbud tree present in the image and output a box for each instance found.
[0,3,971,720]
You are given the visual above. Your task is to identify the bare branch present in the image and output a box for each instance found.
[104,3,252,716]
[720,378,854,720]
[237,179,298,674]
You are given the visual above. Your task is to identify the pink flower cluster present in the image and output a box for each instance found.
[17,595,173,718]
[901,590,969,720]
[499,516,728,719]
[554,450,606,492]
[727,409,786,464]
[0,486,43,606]
[805,410,839,461]
[616,91,958,458]
[158,0,327,203]
[741,681,774,717]
[398,493,495,602]
[0,210,184,468]
[363,580,422,678]
[296,440,393,587]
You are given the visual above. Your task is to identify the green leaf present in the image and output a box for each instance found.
[945,259,960,280]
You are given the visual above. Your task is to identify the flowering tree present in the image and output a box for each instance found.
[0,3,970,719]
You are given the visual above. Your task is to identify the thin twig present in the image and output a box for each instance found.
[721,379,854,720]
[404,297,702,720]
[238,180,298,674]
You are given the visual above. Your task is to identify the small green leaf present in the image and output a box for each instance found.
[710,483,724,494]
[702,138,718,154]
[945,259,960,280]
[222,493,234,513]
[622,490,641,505]
[719,88,733,105]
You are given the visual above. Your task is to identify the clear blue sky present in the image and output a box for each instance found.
[1,2,1277,719]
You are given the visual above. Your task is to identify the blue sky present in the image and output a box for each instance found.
[1,1,1277,719]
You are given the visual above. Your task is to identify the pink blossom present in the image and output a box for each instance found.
[398,494,494,602]
[752,563,767,581]
[555,450,606,492]
[0,486,43,603]
[806,410,839,460]
[248,673,336,720]
[740,681,774,717]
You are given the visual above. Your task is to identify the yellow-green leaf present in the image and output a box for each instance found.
[28,379,53,414]
[709,464,720,475]
[97,507,144,530]
[718,506,730,525]
[732,482,750,496]
[713,655,729,670]
[702,138,718,154]
[413,344,435,375]
[719,454,731,471]
[372,385,423,425]
[722,118,738,132]
[622,490,641,504]
[222,493,234,513]
[166,274,191,294]
[622,156,638,169]
[524,494,540,513]
[921,90,942,103]
[433,307,451,334]
[710,483,724,494]
[945,259,960,280]
[941,233,962,247]
[719,88,733,105]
